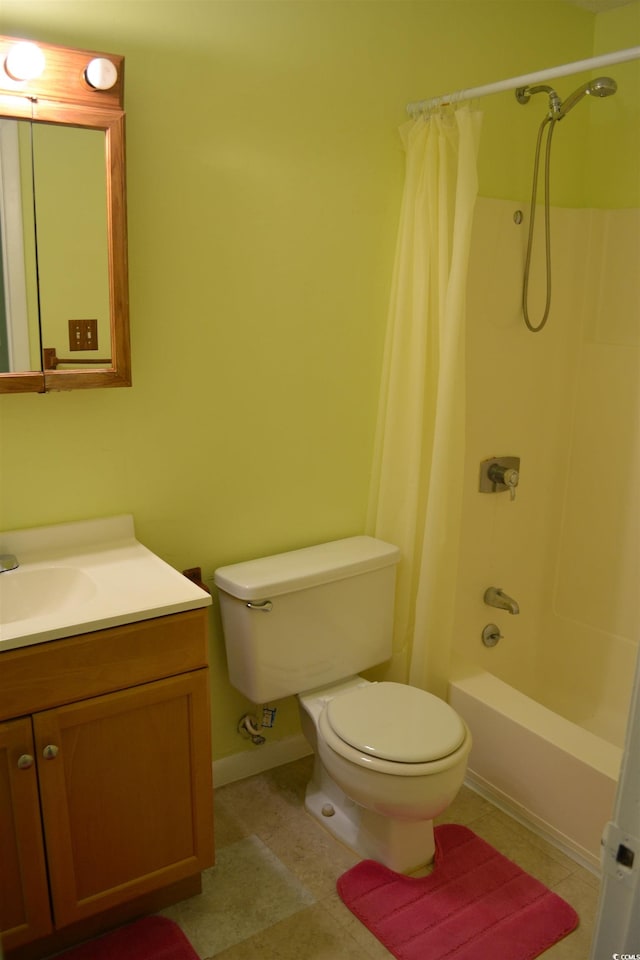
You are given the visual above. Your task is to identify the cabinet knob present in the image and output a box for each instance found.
[42,744,59,759]
[17,753,34,769]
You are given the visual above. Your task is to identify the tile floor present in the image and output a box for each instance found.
[161,755,601,959]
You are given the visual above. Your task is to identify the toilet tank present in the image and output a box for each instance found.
[214,536,400,703]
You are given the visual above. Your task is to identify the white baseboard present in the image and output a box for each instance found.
[213,734,312,787]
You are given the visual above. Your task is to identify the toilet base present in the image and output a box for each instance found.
[304,757,436,874]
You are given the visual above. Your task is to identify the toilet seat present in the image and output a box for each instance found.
[322,681,466,768]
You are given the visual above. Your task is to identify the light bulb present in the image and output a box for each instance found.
[85,57,118,91]
[4,41,46,82]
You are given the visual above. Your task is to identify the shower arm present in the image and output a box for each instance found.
[515,84,562,117]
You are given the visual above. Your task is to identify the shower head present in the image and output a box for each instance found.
[556,76,617,118]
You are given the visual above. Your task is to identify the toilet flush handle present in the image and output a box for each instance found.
[246,600,273,612]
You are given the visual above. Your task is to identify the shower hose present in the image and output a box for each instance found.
[522,114,557,333]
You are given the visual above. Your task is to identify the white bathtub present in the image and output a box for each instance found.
[449,671,621,872]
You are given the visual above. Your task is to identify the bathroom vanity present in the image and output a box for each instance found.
[0,518,214,959]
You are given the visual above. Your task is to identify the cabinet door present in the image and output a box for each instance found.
[33,670,214,928]
[0,717,53,950]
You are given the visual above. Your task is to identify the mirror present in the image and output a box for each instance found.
[0,36,130,393]
[1,119,111,374]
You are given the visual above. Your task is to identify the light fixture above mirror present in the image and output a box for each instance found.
[0,35,124,109]
[0,35,130,394]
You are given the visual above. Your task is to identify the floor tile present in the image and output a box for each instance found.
[539,872,601,959]
[161,834,315,957]
[434,783,496,826]
[213,757,313,849]
[323,893,395,959]
[264,812,360,899]
[207,902,380,960]
[467,809,576,888]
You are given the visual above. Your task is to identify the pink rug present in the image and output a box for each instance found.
[51,916,198,960]
[337,824,579,960]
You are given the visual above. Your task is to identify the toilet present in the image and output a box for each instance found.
[214,535,471,874]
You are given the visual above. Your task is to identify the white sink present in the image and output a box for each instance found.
[0,515,211,651]
[0,566,97,623]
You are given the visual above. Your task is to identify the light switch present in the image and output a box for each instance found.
[68,318,98,351]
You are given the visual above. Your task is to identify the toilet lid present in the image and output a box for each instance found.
[326,682,466,763]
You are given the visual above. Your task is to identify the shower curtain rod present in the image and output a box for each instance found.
[406,45,640,115]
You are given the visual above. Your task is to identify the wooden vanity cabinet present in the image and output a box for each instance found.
[0,718,52,946]
[0,609,214,958]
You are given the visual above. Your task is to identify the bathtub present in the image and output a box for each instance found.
[449,671,621,872]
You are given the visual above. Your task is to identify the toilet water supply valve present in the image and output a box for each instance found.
[238,706,277,745]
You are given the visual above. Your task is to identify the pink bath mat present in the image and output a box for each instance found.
[337,824,578,960]
[50,916,199,960]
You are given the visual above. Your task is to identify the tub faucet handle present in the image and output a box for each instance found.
[482,623,503,647]
[504,468,519,501]
[488,463,519,500]
[480,457,520,501]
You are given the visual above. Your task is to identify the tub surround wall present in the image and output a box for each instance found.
[548,207,639,744]
[554,208,639,649]
[453,199,639,746]
[453,196,583,695]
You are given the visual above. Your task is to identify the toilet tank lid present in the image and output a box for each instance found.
[214,536,400,600]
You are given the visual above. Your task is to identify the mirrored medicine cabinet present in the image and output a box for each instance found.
[0,35,130,393]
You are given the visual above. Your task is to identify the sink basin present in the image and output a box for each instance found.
[0,566,97,624]
[0,514,212,651]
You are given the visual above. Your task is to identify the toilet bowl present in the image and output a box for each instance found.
[298,677,471,872]
[214,535,471,874]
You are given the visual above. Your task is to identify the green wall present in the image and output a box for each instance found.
[590,3,640,207]
[0,0,634,760]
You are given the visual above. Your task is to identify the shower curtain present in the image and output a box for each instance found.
[367,105,481,698]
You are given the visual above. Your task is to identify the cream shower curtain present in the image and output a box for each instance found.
[367,106,481,697]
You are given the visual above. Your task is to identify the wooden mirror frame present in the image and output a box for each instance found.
[0,36,130,394]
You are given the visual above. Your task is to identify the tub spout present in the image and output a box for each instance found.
[484,587,519,615]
